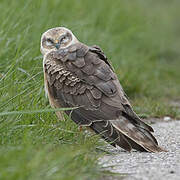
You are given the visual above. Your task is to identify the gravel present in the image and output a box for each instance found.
[99,121,180,180]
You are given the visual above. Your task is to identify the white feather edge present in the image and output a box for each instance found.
[110,120,160,152]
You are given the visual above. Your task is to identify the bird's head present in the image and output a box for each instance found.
[40,27,79,55]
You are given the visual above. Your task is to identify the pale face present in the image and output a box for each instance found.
[40,27,78,55]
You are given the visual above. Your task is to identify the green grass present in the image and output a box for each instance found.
[0,0,180,179]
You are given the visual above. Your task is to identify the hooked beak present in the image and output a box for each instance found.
[54,39,60,49]
[55,43,60,49]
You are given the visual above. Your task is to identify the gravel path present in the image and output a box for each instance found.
[100,121,180,180]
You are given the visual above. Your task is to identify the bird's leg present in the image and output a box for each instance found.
[78,125,83,131]
[55,111,65,121]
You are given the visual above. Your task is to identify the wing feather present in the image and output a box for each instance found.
[43,43,166,152]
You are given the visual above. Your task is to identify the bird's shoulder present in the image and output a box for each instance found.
[44,43,150,129]
[44,43,119,97]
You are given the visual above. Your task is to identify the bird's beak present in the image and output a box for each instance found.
[54,40,60,49]
[54,39,59,44]
[55,43,60,49]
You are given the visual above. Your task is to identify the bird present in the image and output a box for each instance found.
[40,27,166,152]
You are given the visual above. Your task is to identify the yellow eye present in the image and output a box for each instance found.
[61,36,69,43]
[46,38,54,46]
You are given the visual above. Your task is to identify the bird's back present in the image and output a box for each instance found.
[43,42,166,152]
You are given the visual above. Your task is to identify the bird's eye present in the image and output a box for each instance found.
[61,36,69,44]
[46,38,54,46]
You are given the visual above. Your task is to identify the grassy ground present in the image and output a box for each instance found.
[0,0,180,179]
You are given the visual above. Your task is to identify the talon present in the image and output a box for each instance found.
[78,126,83,131]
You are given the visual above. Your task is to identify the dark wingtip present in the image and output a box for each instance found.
[157,146,168,152]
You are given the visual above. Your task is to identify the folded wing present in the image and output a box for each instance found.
[44,43,166,152]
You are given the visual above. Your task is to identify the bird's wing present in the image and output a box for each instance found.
[44,43,165,152]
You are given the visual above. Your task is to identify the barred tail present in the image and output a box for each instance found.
[89,117,166,152]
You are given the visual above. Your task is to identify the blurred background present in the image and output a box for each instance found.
[0,0,179,179]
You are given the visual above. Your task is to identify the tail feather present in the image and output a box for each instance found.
[90,120,131,151]
[90,117,166,152]
[111,117,166,152]
[122,106,154,132]
[123,136,148,152]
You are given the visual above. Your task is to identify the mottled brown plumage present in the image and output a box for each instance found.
[41,27,166,152]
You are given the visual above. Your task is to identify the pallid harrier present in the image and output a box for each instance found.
[40,27,165,152]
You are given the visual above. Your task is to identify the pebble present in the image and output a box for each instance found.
[163,116,171,121]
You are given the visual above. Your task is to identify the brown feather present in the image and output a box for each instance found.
[43,42,166,152]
